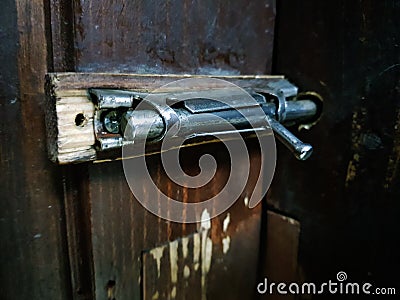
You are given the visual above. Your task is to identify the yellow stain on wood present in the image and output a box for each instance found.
[200,209,213,300]
[150,245,165,279]
[183,265,191,279]
[171,286,177,299]
[169,240,179,284]
[193,233,201,271]
[181,236,189,259]
[223,213,230,233]
[222,236,231,254]
[243,195,249,207]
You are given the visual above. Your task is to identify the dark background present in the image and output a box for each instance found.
[271,0,400,297]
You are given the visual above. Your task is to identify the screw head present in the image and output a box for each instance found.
[103,110,120,134]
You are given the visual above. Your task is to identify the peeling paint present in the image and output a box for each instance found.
[201,229,213,300]
[223,213,230,233]
[171,286,177,299]
[243,195,249,207]
[152,291,159,300]
[150,246,165,279]
[193,233,201,271]
[222,236,231,254]
[183,265,190,278]
[200,209,211,230]
[169,240,179,284]
[182,236,189,259]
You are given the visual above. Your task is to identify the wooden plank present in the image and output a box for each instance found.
[259,211,300,300]
[142,233,203,300]
[0,0,71,299]
[58,1,277,299]
[272,0,400,290]
[73,0,276,74]
[88,140,264,299]
[142,195,266,300]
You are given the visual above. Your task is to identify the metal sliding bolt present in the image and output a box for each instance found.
[266,115,313,161]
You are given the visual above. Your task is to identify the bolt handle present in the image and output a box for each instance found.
[266,115,313,161]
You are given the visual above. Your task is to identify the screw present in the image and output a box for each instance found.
[103,110,120,134]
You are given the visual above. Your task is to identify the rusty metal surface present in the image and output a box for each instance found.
[272,0,400,296]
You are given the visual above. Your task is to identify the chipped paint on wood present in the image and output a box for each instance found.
[243,195,249,207]
[222,236,231,254]
[183,265,191,279]
[193,233,201,271]
[171,286,177,299]
[200,228,213,300]
[200,209,211,231]
[223,213,231,233]
[150,246,165,279]
[181,236,189,259]
[169,240,179,284]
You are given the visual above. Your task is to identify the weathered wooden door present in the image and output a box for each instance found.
[2,1,300,300]
[5,1,400,300]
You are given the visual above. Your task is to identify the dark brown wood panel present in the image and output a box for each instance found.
[73,0,276,74]
[50,1,278,299]
[87,140,264,299]
[272,0,400,294]
[0,0,72,299]
[259,211,300,300]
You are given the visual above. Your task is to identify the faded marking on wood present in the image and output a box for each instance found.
[243,195,249,207]
[222,213,231,254]
[183,265,190,279]
[222,213,231,232]
[143,202,263,300]
[200,216,212,300]
[193,233,201,272]
[181,237,189,259]
[169,240,179,284]
[222,236,231,254]
[150,245,166,279]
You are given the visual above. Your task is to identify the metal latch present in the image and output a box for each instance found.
[45,73,322,164]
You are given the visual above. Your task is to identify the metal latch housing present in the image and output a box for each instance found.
[45,73,322,164]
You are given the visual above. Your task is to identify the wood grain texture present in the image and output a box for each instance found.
[259,211,300,300]
[272,0,400,291]
[88,140,264,300]
[43,1,276,299]
[0,0,71,299]
[73,0,276,74]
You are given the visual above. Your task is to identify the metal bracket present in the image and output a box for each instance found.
[45,73,322,164]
